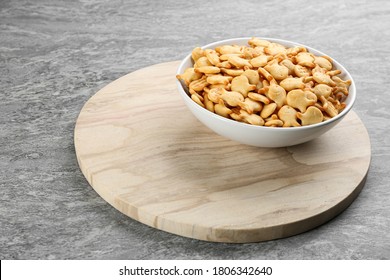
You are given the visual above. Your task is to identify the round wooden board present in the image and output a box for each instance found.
[74,61,371,243]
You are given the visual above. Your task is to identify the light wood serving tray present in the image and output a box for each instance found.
[74,61,371,243]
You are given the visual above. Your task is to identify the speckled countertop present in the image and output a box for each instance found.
[1,0,389,259]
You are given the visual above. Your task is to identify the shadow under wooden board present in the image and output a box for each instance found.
[74,61,371,243]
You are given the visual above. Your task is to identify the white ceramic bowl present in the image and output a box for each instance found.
[176,37,356,147]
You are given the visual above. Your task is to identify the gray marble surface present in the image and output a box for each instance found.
[1,0,389,259]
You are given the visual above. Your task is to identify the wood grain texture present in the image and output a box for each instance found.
[74,61,371,243]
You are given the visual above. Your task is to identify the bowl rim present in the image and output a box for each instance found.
[176,37,356,131]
